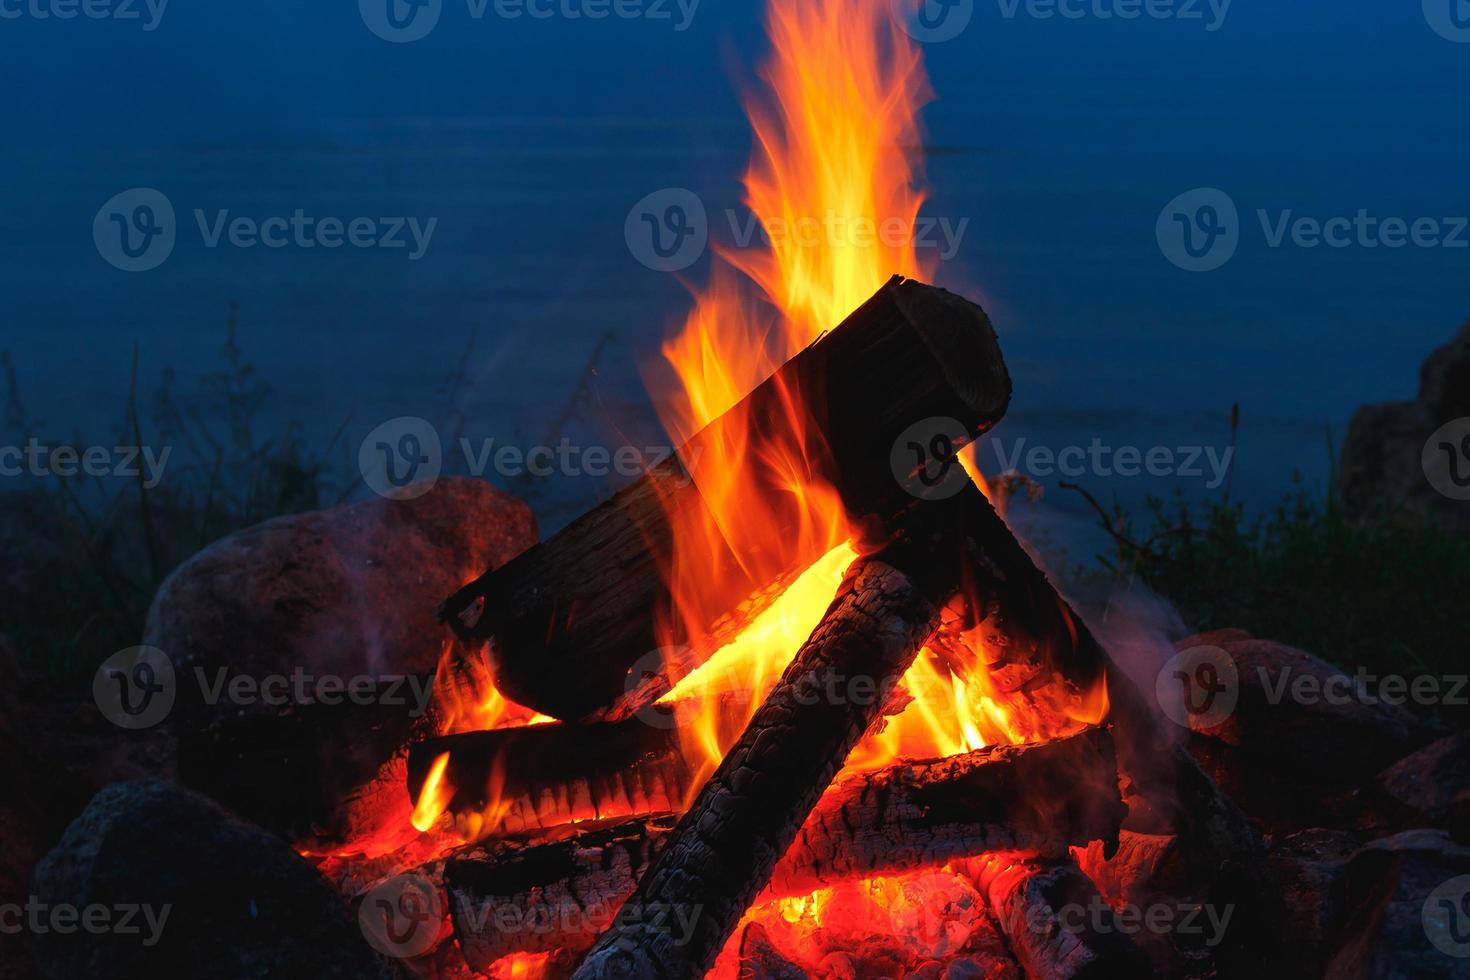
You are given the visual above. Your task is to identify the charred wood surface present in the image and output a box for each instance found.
[983,860,1153,980]
[439,277,1012,723]
[567,557,945,979]
[445,729,1122,970]
[405,689,916,836]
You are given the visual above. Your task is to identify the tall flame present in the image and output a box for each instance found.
[650,0,1090,784]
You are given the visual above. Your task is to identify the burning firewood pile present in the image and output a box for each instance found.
[19,274,1466,980]
[10,3,1469,979]
[312,276,1253,980]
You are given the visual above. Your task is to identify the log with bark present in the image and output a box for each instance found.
[404,689,916,837]
[403,699,737,838]
[977,859,1152,980]
[439,277,1012,723]
[444,728,1123,970]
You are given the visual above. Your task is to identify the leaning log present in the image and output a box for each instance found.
[569,477,1082,979]
[439,277,1012,723]
[445,729,1123,970]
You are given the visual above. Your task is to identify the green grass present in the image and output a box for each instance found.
[1101,489,1470,684]
[1,305,337,681]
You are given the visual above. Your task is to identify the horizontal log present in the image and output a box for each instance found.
[405,688,916,837]
[439,277,1012,723]
[404,697,750,838]
[444,728,1122,970]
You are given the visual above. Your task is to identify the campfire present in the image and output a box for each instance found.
[302,2,1239,977]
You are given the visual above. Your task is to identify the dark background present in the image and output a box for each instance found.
[2,0,1468,525]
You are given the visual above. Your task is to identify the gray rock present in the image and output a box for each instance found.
[1379,734,1470,827]
[29,781,408,980]
[1189,636,1439,775]
[1264,829,1360,976]
[1340,320,1470,530]
[1421,321,1470,423]
[1325,830,1470,979]
[142,477,536,837]
[1178,634,1440,833]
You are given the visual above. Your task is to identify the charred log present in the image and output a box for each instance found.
[405,689,915,837]
[439,277,1012,723]
[445,728,1122,970]
[980,860,1152,980]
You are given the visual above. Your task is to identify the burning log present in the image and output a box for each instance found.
[402,699,742,837]
[979,859,1151,980]
[439,277,1012,723]
[444,729,1123,970]
[568,534,954,979]
[404,688,917,837]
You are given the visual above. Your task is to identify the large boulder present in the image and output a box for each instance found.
[1340,320,1470,530]
[1171,632,1441,832]
[1378,734,1470,829]
[29,781,408,980]
[1262,829,1360,977]
[1324,830,1470,979]
[140,478,536,838]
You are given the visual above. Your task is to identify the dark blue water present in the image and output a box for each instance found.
[3,0,1468,527]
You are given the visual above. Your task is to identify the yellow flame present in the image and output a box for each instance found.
[410,752,452,833]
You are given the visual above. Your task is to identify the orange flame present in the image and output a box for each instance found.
[653,0,947,782]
